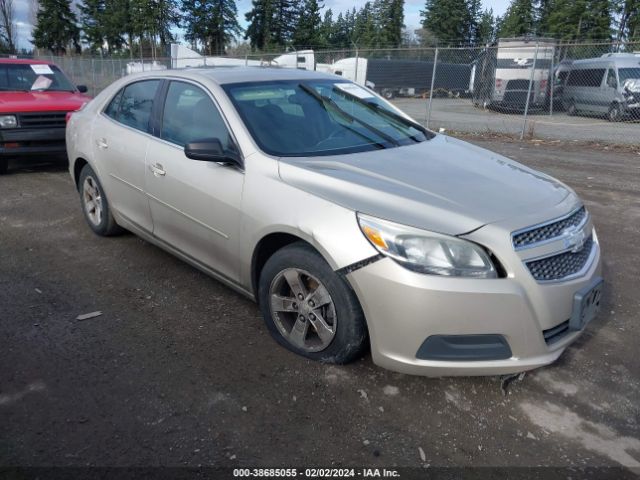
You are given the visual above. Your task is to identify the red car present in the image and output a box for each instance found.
[0,58,91,174]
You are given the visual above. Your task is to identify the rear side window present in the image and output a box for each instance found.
[106,80,160,133]
[160,81,233,149]
[104,89,123,119]
[566,69,606,87]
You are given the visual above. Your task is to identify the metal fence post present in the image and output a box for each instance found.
[549,45,555,117]
[520,42,539,140]
[354,48,359,83]
[426,47,439,130]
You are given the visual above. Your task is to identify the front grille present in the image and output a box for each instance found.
[513,206,587,249]
[543,320,570,345]
[18,112,67,128]
[526,235,593,282]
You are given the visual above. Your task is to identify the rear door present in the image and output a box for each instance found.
[144,80,245,282]
[92,79,161,232]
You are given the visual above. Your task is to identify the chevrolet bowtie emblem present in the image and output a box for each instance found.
[563,228,586,253]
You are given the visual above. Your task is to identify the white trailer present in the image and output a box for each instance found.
[169,44,315,71]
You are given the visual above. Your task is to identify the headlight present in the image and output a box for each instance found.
[0,115,17,128]
[357,213,497,278]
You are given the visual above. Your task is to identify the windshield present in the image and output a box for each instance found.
[223,80,432,157]
[619,68,640,83]
[0,63,76,92]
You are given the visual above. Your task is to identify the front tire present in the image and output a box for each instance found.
[78,164,123,236]
[258,242,368,364]
[566,100,577,116]
[607,103,622,122]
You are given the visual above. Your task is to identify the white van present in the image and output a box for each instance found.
[562,53,640,121]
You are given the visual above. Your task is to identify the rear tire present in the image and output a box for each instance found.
[258,242,368,364]
[0,158,8,175]
[78,164,123,236]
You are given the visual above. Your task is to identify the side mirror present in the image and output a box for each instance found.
[184,138,242,168]
[77,85,88,93]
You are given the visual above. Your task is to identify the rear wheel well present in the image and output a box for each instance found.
[251,233,311,299]
[73,158,89,188]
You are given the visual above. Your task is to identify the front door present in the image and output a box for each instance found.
[144,80,244,282]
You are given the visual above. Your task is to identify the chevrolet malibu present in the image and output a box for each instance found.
[66,68,603,376]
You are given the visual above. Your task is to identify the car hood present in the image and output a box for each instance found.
[0,91,90,113]
[278,135,572,235]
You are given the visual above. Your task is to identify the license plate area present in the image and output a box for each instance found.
[569,277,604,331]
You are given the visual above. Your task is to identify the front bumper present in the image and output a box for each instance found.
[0,127,67,157]
[346,230,602,377]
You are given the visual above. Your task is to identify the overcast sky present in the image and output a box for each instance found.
[13,0,512,50]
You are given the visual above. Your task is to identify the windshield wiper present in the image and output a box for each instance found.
[299,83,399,148]
[332,86,434,141]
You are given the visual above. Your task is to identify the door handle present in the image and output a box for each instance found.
[149,163,166,177]
[96,138,108,149]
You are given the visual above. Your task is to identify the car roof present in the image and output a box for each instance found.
[136,66,340,85]
[0,58,55,65]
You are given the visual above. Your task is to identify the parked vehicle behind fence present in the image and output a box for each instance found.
[67,67,603,376]
[562,53,640,121]
[471,37,555,111]
[0,58,90,174]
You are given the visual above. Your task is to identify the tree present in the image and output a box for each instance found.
[183,0,242,54]
[245,0,274,49]
[545,0,613,42]
[0,0,15,53]
[353,2,377,47]
[245,0,298,50]
[79,0,106,53]
[420,0,476,45]
[32,0,80,55]
[476,8,496,44]
[292,0,323,48]
[498,0,535,37]
[377,0,404,47]
[615,0,640,41]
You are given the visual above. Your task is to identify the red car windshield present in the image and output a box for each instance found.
[0,63,76,92]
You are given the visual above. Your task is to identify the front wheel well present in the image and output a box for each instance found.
[73,158,89,188]
[251,233,313,299]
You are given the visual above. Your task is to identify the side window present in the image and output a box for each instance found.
[116,80,160,132]
[104,89,123,119]
[161,81,233,149]
[606,69,617,88]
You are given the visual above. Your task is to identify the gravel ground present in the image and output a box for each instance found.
[0,140,639,476]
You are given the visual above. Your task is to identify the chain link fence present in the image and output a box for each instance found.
[3,40,639,146]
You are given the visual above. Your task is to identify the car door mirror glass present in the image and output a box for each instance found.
[184,138,242,167]
[77,85,88,93]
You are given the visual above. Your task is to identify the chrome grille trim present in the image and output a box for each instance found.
[525,235,595,283]
[512,206,588,251]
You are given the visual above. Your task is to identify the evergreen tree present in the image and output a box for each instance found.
[498,0,535,37]
[292,0,323,48]
[353,2,377,47]
[32,0,80,54]
[545,0,612,41]
[183,0,241,54]
[377,0,404,47]
[420,0,476,45]
[245,0,273,49]
[320,9,334,46]
[79,0,106,53]
[476,8,496,44]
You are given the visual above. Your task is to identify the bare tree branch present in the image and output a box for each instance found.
[0,0,16,53]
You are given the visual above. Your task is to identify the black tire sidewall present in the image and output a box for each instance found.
[258,242,368,364]
[78,164,114,236]
[0,158,8,175]
[608,103,621,122]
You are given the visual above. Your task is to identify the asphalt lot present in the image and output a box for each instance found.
[392,98,640,145]
[1,140,639,475]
